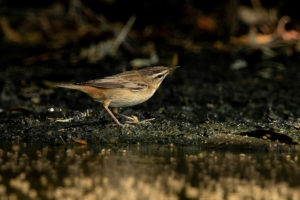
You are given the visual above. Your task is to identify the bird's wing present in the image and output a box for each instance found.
[76,74,148,91]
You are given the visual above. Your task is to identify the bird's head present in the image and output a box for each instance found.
[140,66,180,88]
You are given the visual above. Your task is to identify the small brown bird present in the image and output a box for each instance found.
[57,66,179,126]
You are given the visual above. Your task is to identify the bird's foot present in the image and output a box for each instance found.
[124,115,155,125]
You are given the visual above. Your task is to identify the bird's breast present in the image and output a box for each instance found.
[104,87,157,107]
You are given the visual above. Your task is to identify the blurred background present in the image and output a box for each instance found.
[1,0,300,66]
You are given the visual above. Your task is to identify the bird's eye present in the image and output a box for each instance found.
[156,74,164,79]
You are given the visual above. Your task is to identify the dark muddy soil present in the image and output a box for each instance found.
[1,38,300,200]
[0,45,299,149]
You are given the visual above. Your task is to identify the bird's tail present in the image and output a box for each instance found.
[56,83,84,90]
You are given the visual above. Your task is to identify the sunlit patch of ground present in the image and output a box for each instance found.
[1,144,300,200]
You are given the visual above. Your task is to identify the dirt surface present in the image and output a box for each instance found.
[1,33,300,200]
[0,45,300,149]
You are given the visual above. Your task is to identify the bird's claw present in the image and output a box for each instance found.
[125,117,155,125]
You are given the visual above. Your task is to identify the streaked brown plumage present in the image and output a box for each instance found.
[57,66,179,126]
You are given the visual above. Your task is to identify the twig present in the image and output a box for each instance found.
[59,136,66,145]
[110,15,136,55]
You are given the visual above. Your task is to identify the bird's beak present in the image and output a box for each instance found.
[168,66,180,72]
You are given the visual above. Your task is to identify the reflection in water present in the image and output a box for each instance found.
[0,144,300,199]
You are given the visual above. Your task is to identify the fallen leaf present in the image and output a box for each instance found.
[72,137,88,145]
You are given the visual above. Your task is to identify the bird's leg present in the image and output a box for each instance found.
[103,100,122,126]
[112,107,154,124]
[112,107,138,122]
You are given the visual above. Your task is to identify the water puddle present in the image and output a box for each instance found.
[0,143,300,199]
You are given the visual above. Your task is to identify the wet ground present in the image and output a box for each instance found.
[1,144,300,200]
[1,45,300,199]
[1,47,299,146]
